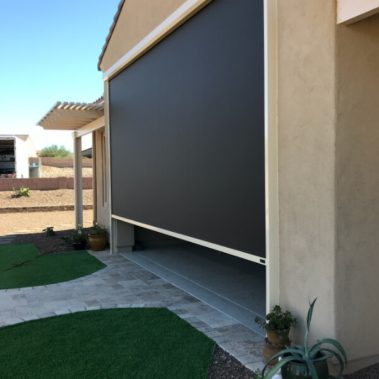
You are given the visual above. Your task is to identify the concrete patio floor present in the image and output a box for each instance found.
[0,250,265,372]
[125,245,266,333]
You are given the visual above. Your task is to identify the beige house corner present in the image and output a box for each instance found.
[94,0,379,373]
[279,1,379,372]
[38,99,110,229]
[30,0,379,374]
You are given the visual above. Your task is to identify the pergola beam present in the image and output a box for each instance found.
[38,99,104,131]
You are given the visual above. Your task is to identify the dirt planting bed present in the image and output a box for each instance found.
[0,189,92,209]
[0,210,93,237]
[14,230,76,255]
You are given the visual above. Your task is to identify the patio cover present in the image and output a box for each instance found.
[38,98,104,130]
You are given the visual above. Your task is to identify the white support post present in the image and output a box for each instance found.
[73,132,83,228]
[92,131,98,224]
[104,80,114,253]
[112,218,135,253]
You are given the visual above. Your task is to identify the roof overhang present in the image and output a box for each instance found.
[38,99,104,131]
[98,0,125,70]
[338,0,379,24]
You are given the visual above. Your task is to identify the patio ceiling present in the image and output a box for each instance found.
[38,98,104,131]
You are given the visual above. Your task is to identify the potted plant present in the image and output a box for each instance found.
[88,223,108,251]
[256,305,297,348]
[256,305,296,363]
[262,299,347,379]
[71,226,88,250]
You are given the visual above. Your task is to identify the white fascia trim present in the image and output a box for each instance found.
[264,0,280,311]
[103,0,211,81]
[112,214,266,266]
[76,116,105,138]
[104,82,114,252]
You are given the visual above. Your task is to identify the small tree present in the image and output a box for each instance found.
[39,145,72,158]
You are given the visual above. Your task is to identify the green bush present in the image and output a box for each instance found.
[39,145,72,158]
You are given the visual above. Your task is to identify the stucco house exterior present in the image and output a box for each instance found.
[0,134,37,178]
[39,0,379,373]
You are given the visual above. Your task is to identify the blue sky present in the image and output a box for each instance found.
[0,0,120,150]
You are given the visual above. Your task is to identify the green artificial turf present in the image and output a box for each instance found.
[0,308,215,379]
[0,244,105,289]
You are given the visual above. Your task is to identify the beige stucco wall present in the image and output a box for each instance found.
[277,0,337,342]
[100,0,188,72]
[335,14,379,366]
[279,1,379,369]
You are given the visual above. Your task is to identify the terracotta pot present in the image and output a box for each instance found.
[267,329,290,348]
[88,234,107,251]
[263,341,282,364]
[281,357,329,379]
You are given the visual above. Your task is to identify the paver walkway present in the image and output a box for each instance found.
[0,235,16,245]
[0,251,265,371]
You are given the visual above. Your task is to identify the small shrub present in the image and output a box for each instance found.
[62,227,88,249]
[72,227,88,244]
[38,145,72,158]
[12,187,30,198]
[88,223,107,236]
[43,227,55,237]
[255,305,296,332]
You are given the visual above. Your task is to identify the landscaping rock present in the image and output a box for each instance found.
[209,345,256,378]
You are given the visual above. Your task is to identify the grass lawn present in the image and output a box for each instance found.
[0,308,215,379]
[0,244,105,289]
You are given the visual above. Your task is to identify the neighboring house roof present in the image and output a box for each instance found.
[38,98,104,131]
[82,147,93,158]
[0,134,29,139]
[98,0,126,70]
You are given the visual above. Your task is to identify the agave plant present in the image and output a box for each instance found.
[262,299,347,379]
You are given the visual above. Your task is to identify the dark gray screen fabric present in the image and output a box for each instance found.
[109,0,265,257]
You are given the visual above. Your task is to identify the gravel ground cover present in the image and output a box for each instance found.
[345,364,379,379]
[209,346,255,378]
[0,189,92,208]
[0,210,93,236]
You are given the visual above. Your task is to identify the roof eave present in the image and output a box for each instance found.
[97,0,126,71]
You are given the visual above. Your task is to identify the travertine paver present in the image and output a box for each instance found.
[0,251,265,371]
